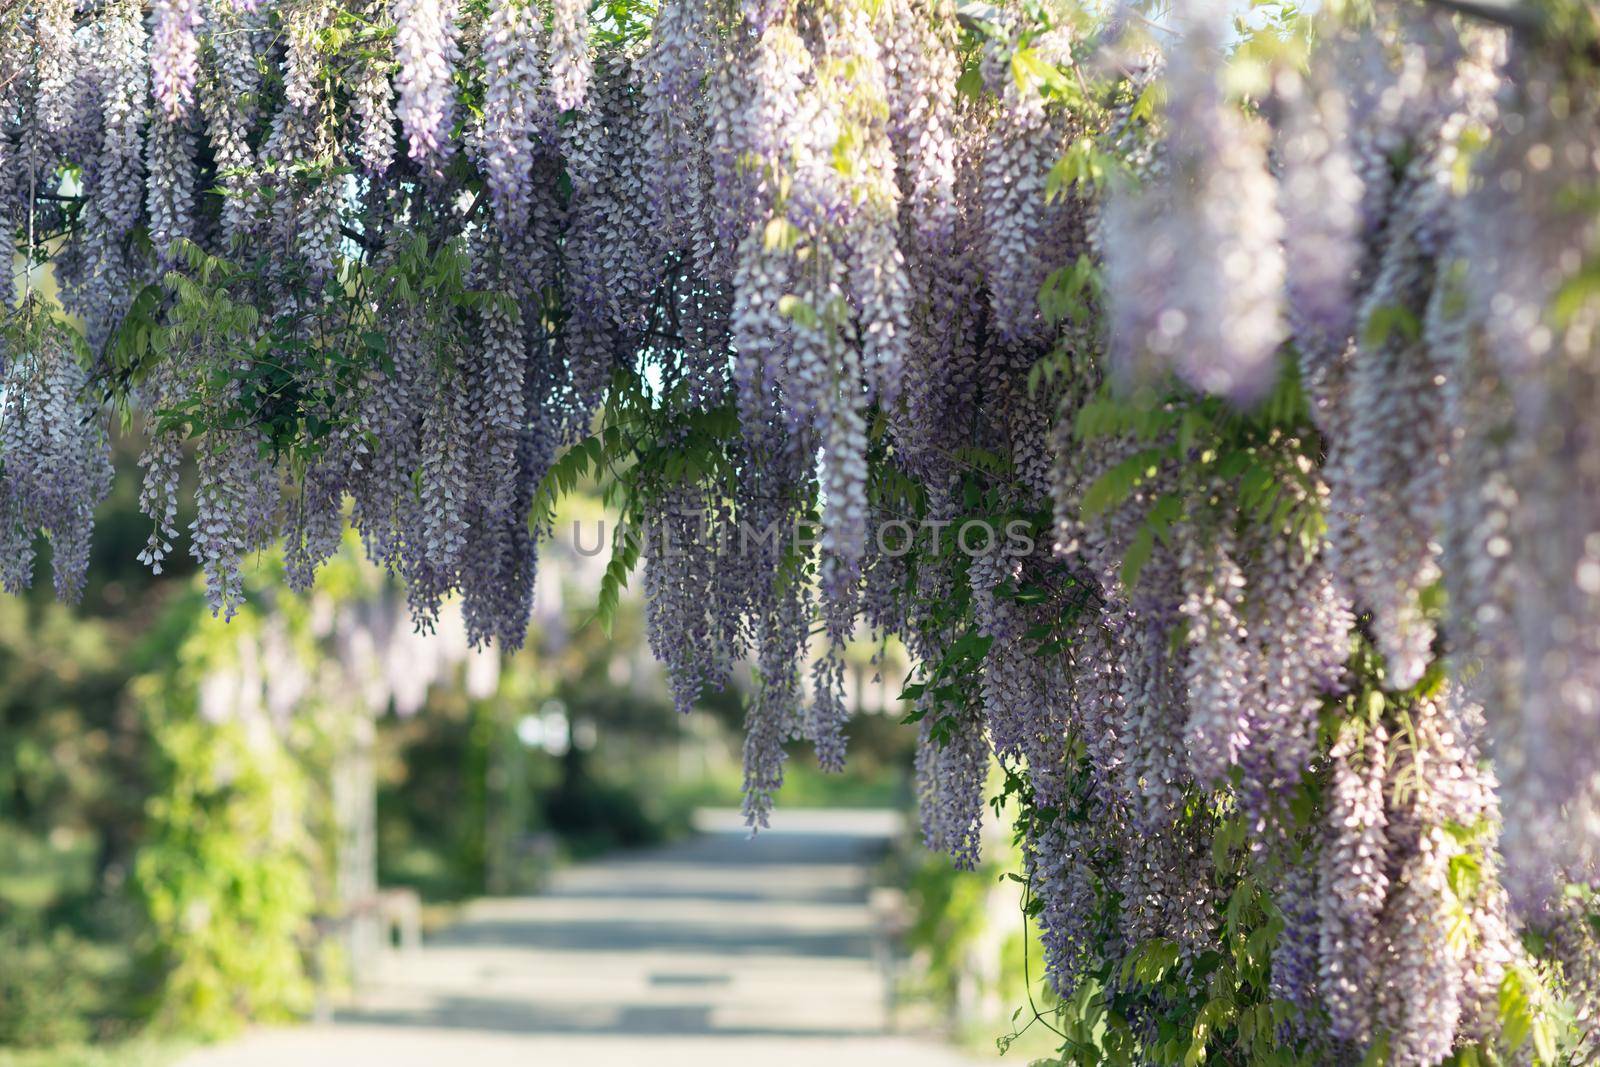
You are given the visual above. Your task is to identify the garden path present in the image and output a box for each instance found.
[175,808,988,1067]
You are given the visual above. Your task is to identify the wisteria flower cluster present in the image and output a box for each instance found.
[3,0,1600,1060]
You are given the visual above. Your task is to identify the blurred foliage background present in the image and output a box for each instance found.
[0,440,1040,1066]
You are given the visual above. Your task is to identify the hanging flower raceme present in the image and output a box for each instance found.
[1321,164,1451,693]
[350,0,399,175]
[194,4,254,241]
[561,46,661,438]
[190,412,281,622]
[32,0,78,148]
[349,257,433,577]
[393,0,461,170]
[1462,71,1600,913]
[1102,1,1286,405]
[979,15,1081,349]
[0,2,1598,1059]
[1181,519,1352,822]
[726,0,917,612]
[549,0,593,112]
[913,700,988,869]
[71,0,147,347]
[1317,716,1390,1044]
[883,0,983,479]
[151,0,203,120]
[1274,51,1365,367]
[1383,689,1519,1065]
[826,0,911,411]
[145,123,198,262]
[643,484,726,714]
[1179,525,1254,784]
[741,575,810,829]
[473,0,545,232]
[266,1,346,275]
[641,0,713,248]
[0,311,114,602]
[458,315,536,646]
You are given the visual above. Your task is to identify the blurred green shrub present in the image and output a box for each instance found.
[541,749,691,856]
[0,1039,181,1067]
[129,611,318,1040]
[0,901,159,1048]
[895,824,1057,1057]
[0,829,97,914]
[0,921,96,1047]
[904,850,1000,1007]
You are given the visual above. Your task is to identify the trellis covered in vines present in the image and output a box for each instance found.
[4,0,1600,1060]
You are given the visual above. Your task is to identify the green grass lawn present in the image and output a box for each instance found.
[0,1039,186,1067]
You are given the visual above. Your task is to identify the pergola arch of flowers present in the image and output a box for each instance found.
[4,0,1600,1059]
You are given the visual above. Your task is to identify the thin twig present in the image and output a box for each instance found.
[1423,0,1546,33]
[339,223,380,252]
[1423,0,1600,62]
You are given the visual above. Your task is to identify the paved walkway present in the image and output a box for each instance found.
[177,809,986,1067]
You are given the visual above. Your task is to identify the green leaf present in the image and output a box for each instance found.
[1081,448,1168,521]
[777,293,818,329]
[1498,967,1534,1051]
[1532,1018,1557,1065]
[1362,303,1422,347]
[1121,524,1156,587]
[764,217,800,253]
[955,61,984,100]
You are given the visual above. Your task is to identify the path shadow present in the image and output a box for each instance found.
[331,815,902,1045]
[335,994,881,1040]
[431,916,875,958]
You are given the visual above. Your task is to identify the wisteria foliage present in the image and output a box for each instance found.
[4,0,1600,1060]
